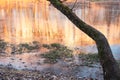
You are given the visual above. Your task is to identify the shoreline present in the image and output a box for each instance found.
[0,52,103,80]
[0,63,103,80]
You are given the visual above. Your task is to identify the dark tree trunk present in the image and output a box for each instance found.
[48,0,120,80]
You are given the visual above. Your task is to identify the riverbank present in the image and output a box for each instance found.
[0,42,119,80]
[0,63,103,80]
[0,53,120,80]
[0,53,103,80]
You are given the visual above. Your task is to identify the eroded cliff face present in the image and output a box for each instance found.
[0,0,120,46]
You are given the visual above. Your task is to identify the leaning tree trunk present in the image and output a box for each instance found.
[48,0,120,80]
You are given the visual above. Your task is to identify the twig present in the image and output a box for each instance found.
[71,0,77,10]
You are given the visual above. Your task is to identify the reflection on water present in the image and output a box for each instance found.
[0,0,120,46]
[83,2,120,45]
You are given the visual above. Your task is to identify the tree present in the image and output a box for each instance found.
[47,0,120,80]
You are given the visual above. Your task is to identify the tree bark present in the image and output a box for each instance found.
[47,0,120,80]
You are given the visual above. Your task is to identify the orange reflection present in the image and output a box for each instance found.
[0,0,120,46]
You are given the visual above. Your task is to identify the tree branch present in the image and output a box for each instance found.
[71,0,77,10]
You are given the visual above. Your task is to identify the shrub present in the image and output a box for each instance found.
[41,43,73,63]
[14,41,41,54]
[79,53,99,66]
[0,39,7,53]
[42,44,51,49]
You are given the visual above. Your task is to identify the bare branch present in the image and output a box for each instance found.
[71,0,78,10]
